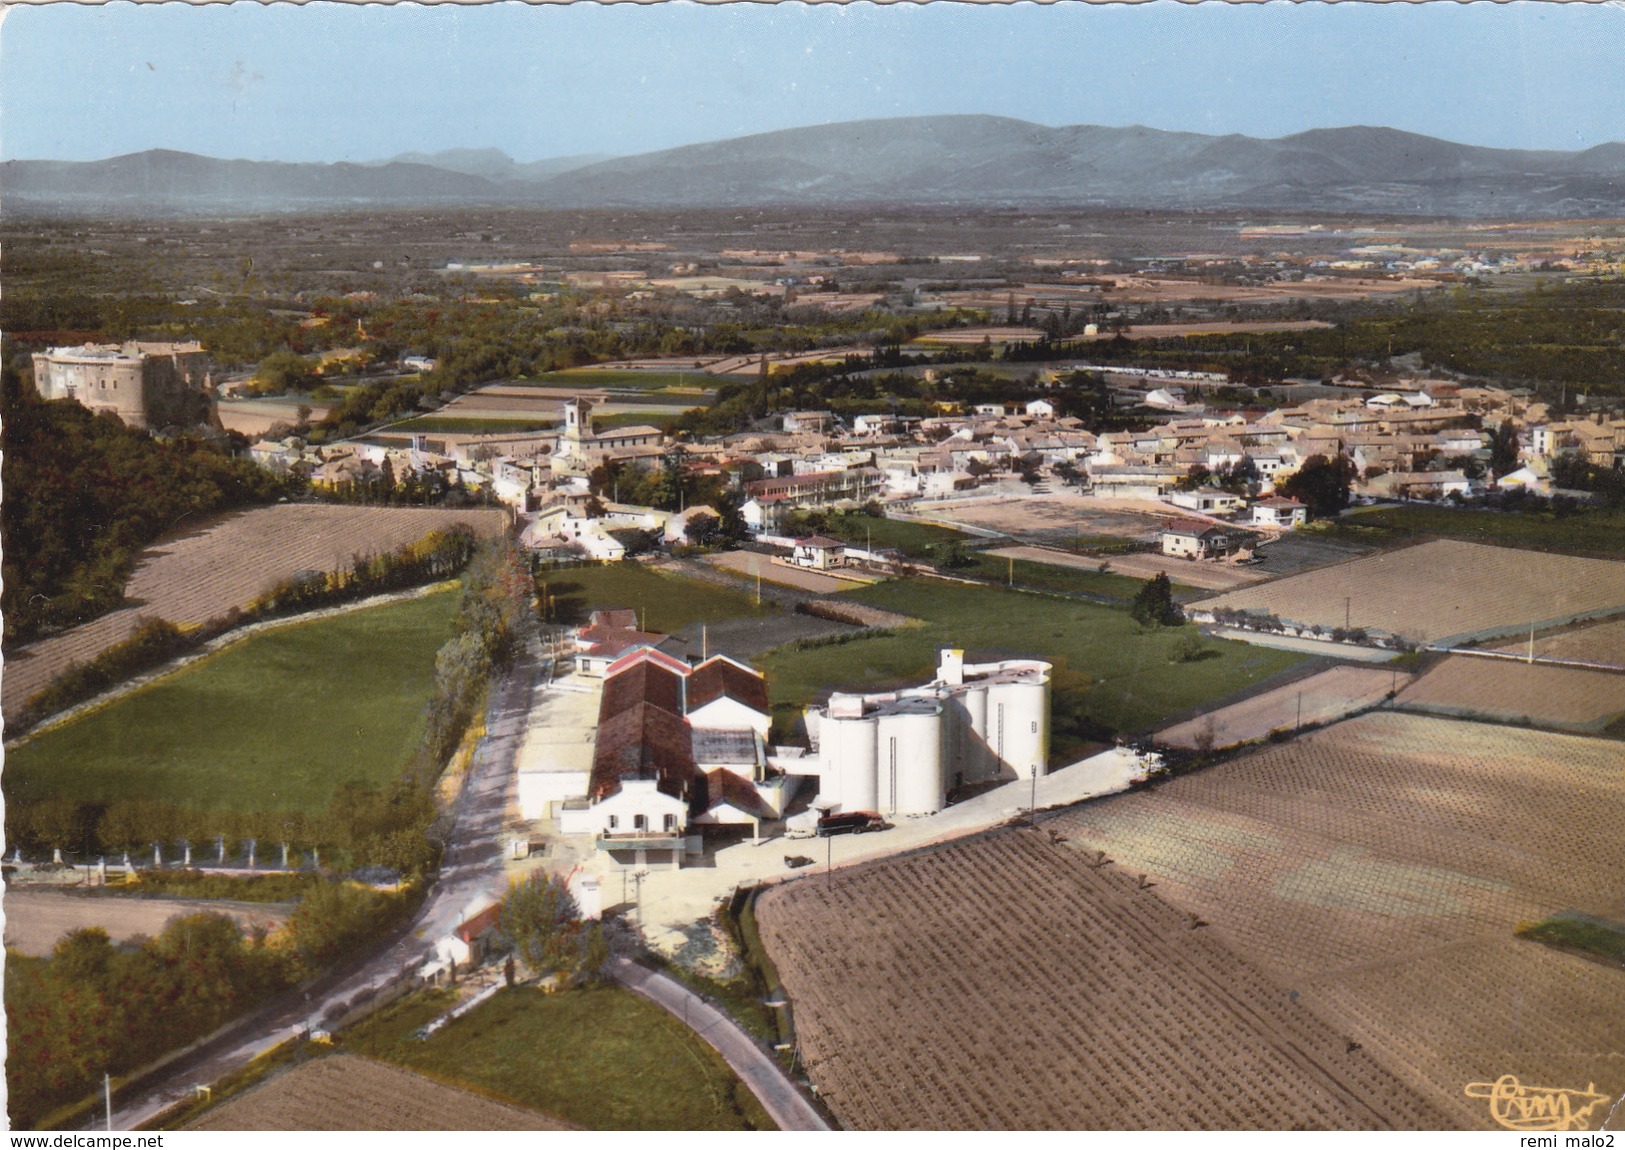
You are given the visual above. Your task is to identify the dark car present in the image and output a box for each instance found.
[815,810,890,837]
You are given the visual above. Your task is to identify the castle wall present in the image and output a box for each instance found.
[31,343,209,431]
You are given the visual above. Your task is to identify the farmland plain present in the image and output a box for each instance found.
[755,829,1454,1130]
[4,590,458,812]
[187,1054,569,1131]
[1,504,506,720]
[1395,655,1625,730]
[1048,712,1625,1130]
[1189,539,1625,645]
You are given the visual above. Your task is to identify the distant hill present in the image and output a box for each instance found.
[7,116,1624,217]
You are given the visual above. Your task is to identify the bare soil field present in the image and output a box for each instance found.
[988,545,1266,591]
[1189,539,1625,646]
[187,1054,568,1130]
[216,397,332,437]
[1490,615,1625,668]
[1102,275,1443,305]
[908,325,1044,345]
[1048,712,1625,1130]
[755,829,1453,1130]
[1396,655,1625,731]
[2,890,290,957]
[910,492,1168,540]
[2,505,507,720]
[703,551,852,594]
[1157,665,1407,749]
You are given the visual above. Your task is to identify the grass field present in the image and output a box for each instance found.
[391,416,556,433]
[342,986,774,1130]
[522,369,714,391]
[960,553,1195,602]
[537,563,770,633]
[757,579,1304,758]
[3,591,458,812]
[1328,505,1625,555]
[593,411,682,432]
[816,513,967,559]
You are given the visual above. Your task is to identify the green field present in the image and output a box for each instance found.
[391,416,557,433]
[1327,505,1625,555]
[960,554,1197,602]
[537,563,769,632]
[523,369,716,392]
[3,591,459,813]
[757,579,1304,760]
[593,411,682,432]
[343,986,773,1130]
[815,512,967,559]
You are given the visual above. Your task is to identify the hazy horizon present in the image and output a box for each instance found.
[3,2,1623,165]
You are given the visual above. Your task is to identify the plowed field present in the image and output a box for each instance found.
[755,830,1454,1130]
[2,505,507,720]
[1396,656,1625,730]
[1491,616,1625,668]
[187,1054,568,1130]
[1047,713,1625,1130]
[1189,539,1625,646]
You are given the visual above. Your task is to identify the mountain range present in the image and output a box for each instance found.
[6,115,1624,218]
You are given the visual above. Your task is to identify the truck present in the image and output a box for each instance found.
[815,810,890,837]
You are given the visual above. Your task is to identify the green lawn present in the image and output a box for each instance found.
[3,591,459,813]
[1327,505,1625,555]
[537,564,770,633]
[343,986,774,1130]
[757,579,1304,760]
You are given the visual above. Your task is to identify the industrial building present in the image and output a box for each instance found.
[802,649,1052,817]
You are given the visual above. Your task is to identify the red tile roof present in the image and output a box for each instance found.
[687,656,770,716]
[590,608,639,630]
[1163,518,1226,536]
[455,902,503,944]
[578,624,668,659]
[795,535,845,548]
[589,703,696,804]
[602,657,686,718]
[703,768,772,819]
[604,646,691,680]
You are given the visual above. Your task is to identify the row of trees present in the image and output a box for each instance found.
[5,880,413,1130]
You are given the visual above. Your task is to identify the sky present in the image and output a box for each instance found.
[2,1,1623,164]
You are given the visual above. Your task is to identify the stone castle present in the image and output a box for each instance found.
[31,341,214,430]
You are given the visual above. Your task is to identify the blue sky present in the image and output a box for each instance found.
[2,2,1621,163]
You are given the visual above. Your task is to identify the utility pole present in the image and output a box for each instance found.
[1296,692,1303,732]
[1345,596,1351,631]
[105,1072,113,1131]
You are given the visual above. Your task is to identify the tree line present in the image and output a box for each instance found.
[4,881,414,1130]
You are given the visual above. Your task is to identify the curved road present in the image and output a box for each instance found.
[97,639,542,1131]
[609,957,830,1131]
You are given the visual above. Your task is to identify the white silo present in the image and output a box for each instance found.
[823,696,879,812]
[879,701,946,815]
[988,673,1050,780]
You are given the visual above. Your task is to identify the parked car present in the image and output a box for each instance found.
[815,810,890,837]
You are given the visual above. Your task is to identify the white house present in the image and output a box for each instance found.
[1025,399,1056,418]
[1160,519,1235,560]
[1170,487,1244,514]
[791,535,847,570]
[1250,496,1308,529]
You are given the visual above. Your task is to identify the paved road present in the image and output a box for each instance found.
[608,956,831,1132]
[96,639,542,1131]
